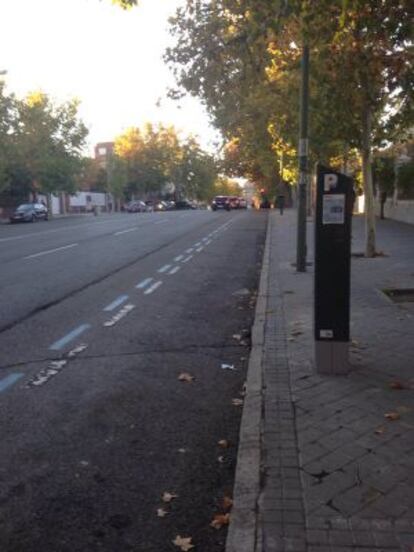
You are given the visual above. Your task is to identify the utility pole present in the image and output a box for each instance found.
[296,44,309,272]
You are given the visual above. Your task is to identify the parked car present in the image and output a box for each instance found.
[154,200,168,211]
[175,200,194,210]
[126,200,147,213]
[10,202,48,223]
[211,196,230,211]
[144,201,155,213]
[228,196,241,209]
[238,197,248,209]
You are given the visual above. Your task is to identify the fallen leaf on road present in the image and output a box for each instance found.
[210,513,230,529]
[388,381,407,390]
[222,496,233,510]
[178,372,195,383]
[162,492,178,503]
[232,398,244,406]
[217,455,224,463]
[178,448,187,454]
[218,439,229,448]
[173,535,195,551]
[221,364,236,371]
[374,426,386,435]
[384,412,400,421]
[157,508,168,517]
[232,334,242,341]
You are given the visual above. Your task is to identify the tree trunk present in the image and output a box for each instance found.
[361,106,376,257]
[46,193,53,219]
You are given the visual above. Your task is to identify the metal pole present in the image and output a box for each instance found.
[296,44,309,272]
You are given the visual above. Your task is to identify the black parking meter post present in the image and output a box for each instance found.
[314,165,353,375]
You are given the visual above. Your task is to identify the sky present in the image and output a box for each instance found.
[0,0,221,156]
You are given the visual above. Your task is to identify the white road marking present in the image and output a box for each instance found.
[26,360,68,388]
[158,264,172,273]
[136,277,153,289]
[194,242,202,247]
[186,248,194,254]
[202,237,209,242]
[204,240,212,246]
[174,255,184,262]
[182,255,193,263]
[144,280,163,295]
[104,304,135,327]
[24,243,78,259]
[195,246,204,253]
[168,266,181,275]
[114,227,137,236]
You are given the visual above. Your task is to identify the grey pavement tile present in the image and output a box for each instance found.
[328,529,355,546]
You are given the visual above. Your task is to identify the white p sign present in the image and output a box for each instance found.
[324,174,338,192]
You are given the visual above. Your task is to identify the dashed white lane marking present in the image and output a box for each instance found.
[194,242,202,247]
[202,237,209,242]
[174,255,184,262]
[114,227,137,236]
[158,264,172,273]
[182,255,193,263]
[49,324,91,351]
[204,240,212,246]
[24,243,78,259]
[186,248,194,254]
[103,294,129,312]
[27,343,88,388]
[168,266,181,275]
[104,304,135,327]
[136,277,153,289]
[195,246,204,253]
[144,280,163,295]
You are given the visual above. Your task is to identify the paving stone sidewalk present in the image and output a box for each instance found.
[227,209,414,552]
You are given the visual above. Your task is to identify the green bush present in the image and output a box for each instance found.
[397,161,414,199]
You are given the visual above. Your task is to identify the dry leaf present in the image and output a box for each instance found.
[218,439,229,448]
[232,398,244,406]
[157,508,168,517]
[210,513,230,529]
[222,496,233,510]
[232,334,242,341]
[375,426,386,435]
[178,448,187,454]
[162,492,178,503]
[172,535,195,551]
[178,372,195,383]
[389,381,406,390]
[217,455,224,463]
[221,364,235,371]
[384,412,400,421]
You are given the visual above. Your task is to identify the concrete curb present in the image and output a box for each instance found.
[226,214,271,552]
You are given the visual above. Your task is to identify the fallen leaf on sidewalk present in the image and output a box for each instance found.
[178,448,187,453]
[178,372,195,383]
[232,334,242,341]
[231,398,244,407]
[173,535,195,551]
[210,513,230,529]
[221,364,236,371]
[218,439,229,448]
[217,455,224,463]
[157,508,168,517]
[222,496,233,510]
[162,492,178,503]
[384,412,400,421]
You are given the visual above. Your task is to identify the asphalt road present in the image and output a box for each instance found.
[0,210,267,552]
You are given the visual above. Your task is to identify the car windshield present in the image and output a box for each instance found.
[16,204,33,211]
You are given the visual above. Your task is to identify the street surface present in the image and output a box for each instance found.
[0,210,267,552]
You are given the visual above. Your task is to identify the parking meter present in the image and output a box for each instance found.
[314,165,353,374]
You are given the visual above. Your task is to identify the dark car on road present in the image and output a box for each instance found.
[10,202,48,223]
[175,200,194,210]
[211,196,230,211]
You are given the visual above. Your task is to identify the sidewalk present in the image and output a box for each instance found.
[227,209,414,552]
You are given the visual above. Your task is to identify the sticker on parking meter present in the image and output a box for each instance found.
[322,194,345,224]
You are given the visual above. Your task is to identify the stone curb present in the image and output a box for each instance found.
[225,214,271,552]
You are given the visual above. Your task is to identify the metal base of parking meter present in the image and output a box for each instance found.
[314,165,353,375]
